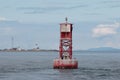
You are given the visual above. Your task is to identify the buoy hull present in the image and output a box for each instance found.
[53,59,78,69]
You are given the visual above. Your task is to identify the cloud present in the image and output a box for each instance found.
[0,27,14,35]
[100,0,120,4]
[92,22,120,37]
[84,13,102,16]
[0,17,7,21]
[17,4,88,14]
[104,39,120,48]
[110,5,120,8]
[105,41,115,47]
[0,16,14,22]
[94,0,120,9]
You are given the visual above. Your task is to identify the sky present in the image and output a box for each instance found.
[0,0,120,50]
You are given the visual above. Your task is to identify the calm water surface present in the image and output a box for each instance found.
[0,51,120,80]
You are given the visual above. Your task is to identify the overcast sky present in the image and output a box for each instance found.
[0,0,120,50]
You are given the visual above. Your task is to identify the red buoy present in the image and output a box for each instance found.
[53,18,78,69]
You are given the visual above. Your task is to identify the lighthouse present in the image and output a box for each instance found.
[53,18,78,69]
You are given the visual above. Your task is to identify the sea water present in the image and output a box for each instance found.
[0,51,120,80]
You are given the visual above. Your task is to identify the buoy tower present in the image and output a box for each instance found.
[53,18,78,69]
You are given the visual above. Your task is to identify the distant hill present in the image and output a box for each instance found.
[87,47,120,51]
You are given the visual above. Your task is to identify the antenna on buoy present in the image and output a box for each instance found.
[65,17,68,23]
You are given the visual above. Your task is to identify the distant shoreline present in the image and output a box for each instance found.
[0,50,120,53]
[0,50,58,52]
